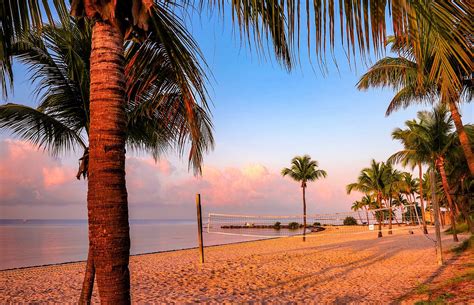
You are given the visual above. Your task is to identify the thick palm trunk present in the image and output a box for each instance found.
[88,21,131,303]
[436,157,458,242]
[79,248,95,304]
[302,185,307,242]
[447,98,474,175]
[418,163,428,234]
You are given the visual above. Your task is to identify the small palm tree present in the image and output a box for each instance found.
[347,160,390,238]
[281,155,327,242]
[351,201,364,225]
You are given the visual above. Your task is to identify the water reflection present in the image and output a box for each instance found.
[0,220,268,270]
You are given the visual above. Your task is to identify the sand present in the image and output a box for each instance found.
[0,228,468,303]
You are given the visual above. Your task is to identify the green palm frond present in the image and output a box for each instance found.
[2,15,214,175]
[3,0,472,98]
[0,103,86,155]
[282,154,327,185]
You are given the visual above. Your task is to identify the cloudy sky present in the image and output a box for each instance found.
[1,10,472,220]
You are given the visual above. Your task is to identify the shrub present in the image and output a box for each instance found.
[343,216,358,226]
[445,222,468,235]
[288,222,300,230]
[313,222,321,227]
[273,221,281,230]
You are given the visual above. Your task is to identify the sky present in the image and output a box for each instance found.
[0,8,472,220]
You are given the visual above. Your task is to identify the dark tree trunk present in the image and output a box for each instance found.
[447,98,474,175]
[302,184,307,242]
[79,248,95,304]
[388,197,393,235]
[436,157,458,242]
[365,207,370,225]
[88,20,131,303]
[418,163,428,234]
[377,193,382,238]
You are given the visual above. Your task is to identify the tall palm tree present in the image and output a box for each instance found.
[281,155,327,242]
[389,120,431,234]
[0,17,214,303]
[407,105,459,242]
[358,31,474,175]
[347,160,390,238]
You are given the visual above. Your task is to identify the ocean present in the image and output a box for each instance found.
[0,219,269,270]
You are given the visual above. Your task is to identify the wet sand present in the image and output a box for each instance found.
[0,228,467,303]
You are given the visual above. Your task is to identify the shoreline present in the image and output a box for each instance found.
[0,234,275,272]
[2,228,467,303]
[0,225,426,272]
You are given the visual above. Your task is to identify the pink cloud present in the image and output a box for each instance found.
[0,139,360,219]
[0,140,86,207]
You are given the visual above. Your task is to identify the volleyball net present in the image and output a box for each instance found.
[207,205,422,238]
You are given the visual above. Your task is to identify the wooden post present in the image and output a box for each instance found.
[430,170,443,266]
[196,194,204,263]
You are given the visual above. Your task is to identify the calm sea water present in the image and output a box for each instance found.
[0,219,269,270]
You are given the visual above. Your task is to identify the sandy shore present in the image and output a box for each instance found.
[0,228,468,303]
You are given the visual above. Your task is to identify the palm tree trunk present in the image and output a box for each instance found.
[436,157,458,242]
[364,207,370,225]
[447,98,474,175]
[388,197,393,235]
[79,248,95,304]
[357,210,363,225]
[377,193,382,238]
[302,185,307,242]
[418,163,428,234]
[88,21,131,303]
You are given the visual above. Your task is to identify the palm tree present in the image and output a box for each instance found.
[351,201,364,224]
[281,155,327,242]
[3,0,472,302]
[389,121,430,234]
[360,194,377,225]
[409,106,459,242]
[0,17,214,303]
[347,160,390,238]
[358,31,474,175]
[381,164,405,234]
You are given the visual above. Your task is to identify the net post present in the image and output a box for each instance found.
[430,170,443,266]
[196,193,204,264]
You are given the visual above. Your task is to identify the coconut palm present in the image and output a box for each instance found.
[0,17,214,302]
[281,155,327,242]
[351,201,364,224]
[381,164,406,234]
[358,31,474,175]
[347,160,392,238]
[389,120,431,233]
[410,105,459,242]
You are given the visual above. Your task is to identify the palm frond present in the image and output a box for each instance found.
[0,103,86,155]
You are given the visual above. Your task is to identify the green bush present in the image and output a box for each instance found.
[343,216,358,226]
[288,222,300,230]
[273,221,281,230]
[445,222,468,235]
[313,222,321,226]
